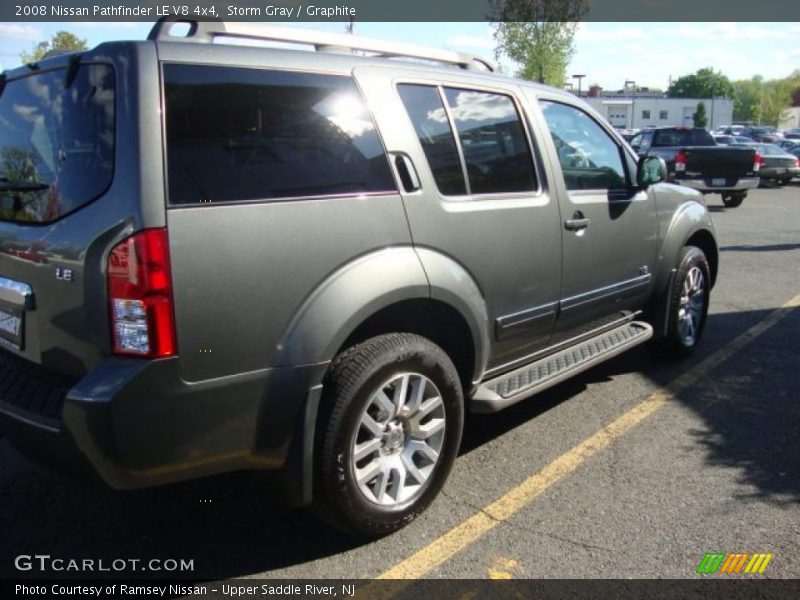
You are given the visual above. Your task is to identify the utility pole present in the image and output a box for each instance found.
[625,79,636,130]
[345,16,354,35]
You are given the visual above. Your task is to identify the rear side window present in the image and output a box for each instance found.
[652,128,715,147]
[396,84,466,196]
[164,65,395,205]
[397,84,537,196]
[0,64,115,223]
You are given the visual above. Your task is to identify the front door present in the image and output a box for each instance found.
[529,93,658,336]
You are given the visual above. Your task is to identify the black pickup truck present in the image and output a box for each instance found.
[628,127,759,207]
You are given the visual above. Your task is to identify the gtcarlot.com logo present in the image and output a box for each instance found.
[14,555,194,573]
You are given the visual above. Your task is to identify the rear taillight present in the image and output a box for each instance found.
[754,152,763,172]
[794,157,799,169]
[674,151,687,172]
[107,228,176,357]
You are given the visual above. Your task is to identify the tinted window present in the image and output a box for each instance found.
[443,88,536,194]
[0,65,115,223]
[397,84,466,196]
[652,128,715,147]
[539,101,627,191]
[164,65,395,204]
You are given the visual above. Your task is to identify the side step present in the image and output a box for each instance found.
[472,321,653,413]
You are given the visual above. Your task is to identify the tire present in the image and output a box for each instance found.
[314,333,464,537]
[779,178,792,186]
[653,246,711,358]
[722,192,745,208]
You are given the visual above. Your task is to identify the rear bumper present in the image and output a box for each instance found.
[677,177,760,193]
[0,354,326,491]
[759,167,800,179]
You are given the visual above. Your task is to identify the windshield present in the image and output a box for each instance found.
[652,128,714,147]
[0,64,114,223]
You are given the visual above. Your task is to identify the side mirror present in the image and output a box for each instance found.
[637,155,667,188]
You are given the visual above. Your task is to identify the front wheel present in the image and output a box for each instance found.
[653,246,711,358]
[314,333,464,537]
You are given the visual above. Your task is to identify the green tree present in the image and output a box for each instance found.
[20,31,87,64]
[732,76,763,122]
[667,68,734,99]
[693,102,708,128]
[733,71,800,125]
[490,0,588,86]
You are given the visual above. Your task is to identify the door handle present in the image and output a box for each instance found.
[565,212,590,231]
[393,154,421,193]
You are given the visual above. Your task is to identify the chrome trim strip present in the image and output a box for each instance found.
[484,312,639,379]
[560,274,651,312]
[497,302,557,329]
[0,276,34,309]
[0,405,60,434]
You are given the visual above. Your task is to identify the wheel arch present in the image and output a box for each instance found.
[276,246,490,386]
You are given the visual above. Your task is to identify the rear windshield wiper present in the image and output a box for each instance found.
[0,179,50,192]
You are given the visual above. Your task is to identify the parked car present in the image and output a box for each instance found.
[783,128,800,140]
[776,139,800,152]
[712,135,736,146]
[731,136,756,144]
[750,143,800,185]
[746,127,782,143]
[629,126,759,207]
[0,19,720,536]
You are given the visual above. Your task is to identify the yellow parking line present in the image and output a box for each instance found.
[377,294,800,580]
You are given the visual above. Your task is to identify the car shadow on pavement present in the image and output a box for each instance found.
[0,450,362,580]
[1,307,797,580]
[461,305,800,506]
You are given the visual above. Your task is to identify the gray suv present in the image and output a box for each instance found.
[0,20,717,536]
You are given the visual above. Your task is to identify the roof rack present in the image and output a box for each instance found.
[147,19,495,72]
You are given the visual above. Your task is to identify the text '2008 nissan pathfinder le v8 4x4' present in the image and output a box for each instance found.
[0,19,718,536]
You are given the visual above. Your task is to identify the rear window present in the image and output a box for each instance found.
[164,65,395,205]
[0,64,115,223]
[652,128,715,147]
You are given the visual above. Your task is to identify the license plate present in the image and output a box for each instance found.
[0,305,23,350]
[711,178,726,187]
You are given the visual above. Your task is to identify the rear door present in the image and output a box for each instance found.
[354,66,563,374]
[528,92,657,336]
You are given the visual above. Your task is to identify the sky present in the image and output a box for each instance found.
[1,21,798,90]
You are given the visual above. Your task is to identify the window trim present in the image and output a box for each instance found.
[537,98,634,194]
[159,62,398,208]
[394,78,544,201]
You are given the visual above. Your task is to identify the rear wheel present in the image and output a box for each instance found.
[779,178,792,186]
[722,192,745,207]
[314,333,464,537]
[653,246,711,358]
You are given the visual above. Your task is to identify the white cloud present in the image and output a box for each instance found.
[0,24,43,40]
[74,22,138,29]
[447,30,494,51]
[575,23,647,42]
[664,22,800,40]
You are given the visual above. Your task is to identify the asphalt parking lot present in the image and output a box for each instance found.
[1,183,799,581]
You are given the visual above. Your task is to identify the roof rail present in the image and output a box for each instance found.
[147,18,495,72]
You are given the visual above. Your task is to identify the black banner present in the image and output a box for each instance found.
[2,0,800,22]
[4,579,800,600]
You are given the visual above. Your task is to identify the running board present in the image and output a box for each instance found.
[472,321,653,413]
